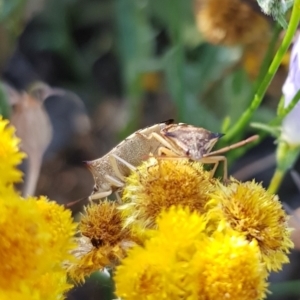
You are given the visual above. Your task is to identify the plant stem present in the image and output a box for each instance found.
[268,168,284,194]
[224,1,300,142]
[279,90,300,118]
[268,142,300,193]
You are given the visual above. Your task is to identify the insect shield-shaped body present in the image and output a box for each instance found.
[157,123,258,180]
[86,120,173,201]
[160,123,224,159]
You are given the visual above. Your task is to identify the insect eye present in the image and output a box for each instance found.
[186,150,190,156]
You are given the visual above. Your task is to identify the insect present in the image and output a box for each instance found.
[147,123,259,181]
[87,119,174,201]
[87,121,258,202]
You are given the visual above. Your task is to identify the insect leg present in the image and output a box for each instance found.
[89,189,113,201]
[89,175,124,202]
[200,155,228,181]
[137,130,182,158]
[138,131,184,158]
[104,174,124,187]
[157,146,179,157]
[137,132,175,152]
[105,175,125,203]
[115,190,122,204]
[109,154,136,182]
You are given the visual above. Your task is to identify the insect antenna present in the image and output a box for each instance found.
[204,135,259,157]
[65,196,89,208]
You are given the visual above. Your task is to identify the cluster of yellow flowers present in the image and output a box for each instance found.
[0,118,77,300]
[70,156,293,300]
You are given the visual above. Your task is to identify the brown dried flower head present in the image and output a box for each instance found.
[80,200,129,247]
[194,0,270,46]
[68,201,132,282]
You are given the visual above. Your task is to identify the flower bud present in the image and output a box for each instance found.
[282,35,300,145]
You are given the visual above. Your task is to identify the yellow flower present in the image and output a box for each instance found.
[121,157,216,229]
[0,118,75,298]
[68,201,132,282]
[69,237,128,283]
[0,194,53,290]
[0,271,72,300]
[115,238,193,300]
[80,200,130,246]
[114,207,208,300]
[0,288,41,300]
[30,271,73,300]
[207,180,293,271]
[153,206,207,251]
[188,229,268,300]
[114,245,170,300]
[0,117,25,185]
[115,207,268,300]
[35,196,77,264]
[0,191,76,298]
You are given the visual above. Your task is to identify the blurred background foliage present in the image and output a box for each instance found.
[0,0,277,130]
[0,0,300,299]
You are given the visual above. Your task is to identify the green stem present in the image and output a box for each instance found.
[279,90,300,118]
[268,142,300,193]
[268,168,285,194]
[224,0,300,142]
[217,25,281,166]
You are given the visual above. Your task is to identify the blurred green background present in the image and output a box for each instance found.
[1,0,300,299]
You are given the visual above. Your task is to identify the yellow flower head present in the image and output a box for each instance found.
[68,236,129,283]
[0,288,41,300]
[68,201,132,282]
[0,118,76,298]
[0,194,54,290]
[34,196,77,264]
[114,207,207,300]
[30,271,73,300]
[121,157,216,229]
[0,117,25,186]
[115,207,268,300]
[208,180,293,271]
[114,244,172,300]
[153,206,207,251]
[80,200,130,247]
[0,271,72,300]
[189,229,268,300]
[194,0,270,46]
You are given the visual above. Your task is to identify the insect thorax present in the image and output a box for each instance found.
[162,124,222,160]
